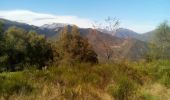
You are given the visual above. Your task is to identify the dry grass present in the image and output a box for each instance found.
[0,61,169,100]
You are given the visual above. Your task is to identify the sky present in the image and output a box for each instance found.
[0,0,169,33]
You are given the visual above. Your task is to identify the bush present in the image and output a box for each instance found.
[110,77,136,100]
[147,60,170,87]
[139,91,157,100]
[0,72,33,99]
[84,72,100,85]
[0,27,54,71]
[160,73,170,88]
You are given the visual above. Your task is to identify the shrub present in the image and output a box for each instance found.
[147,60,170,87]
[0,72,33,99]
[139,91,157,100]
[84,73,101,85]
[160,73,170,88]
[111,77,136,100]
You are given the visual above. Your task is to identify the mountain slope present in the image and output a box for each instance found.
[141,30,156,42]
[115,28,141,39]
[0,19,149,60]
[0,18,56,37]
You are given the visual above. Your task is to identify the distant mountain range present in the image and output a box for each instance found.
[0,18,57,37]
[0,18,155,60]
[100,28,154,42]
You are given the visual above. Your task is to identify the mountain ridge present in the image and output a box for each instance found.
[0,18,150,60]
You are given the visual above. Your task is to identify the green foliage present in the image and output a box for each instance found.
[135,60,170,88]
[150,60,170,87]
[0,72,33,99]
[0,21,4,36]
[139,91,158,100]
[0,27,54,71]
[0,61,170,99]
[155,21,170,44]
[160,73,170,88]
[0,21,170,100]
[0,21,6,71]
[25,31,53,68]
[148,21,170,60]
[3,27,27,71]
[108,77,136,100]
[0,25,98,71]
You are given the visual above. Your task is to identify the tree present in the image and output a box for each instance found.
[56,26,72,64]
[0,26,54,71]
[0,21,6,71]
[92,17,119,61]
[55,26,98,65]
[156,21,170,59]
[0,21,4,36]
[0,21,4,52]
[148,21,170,60]
[71,25,80,36]
[0,21,4,50]
[25,30,53,69]
[3,26,27,71]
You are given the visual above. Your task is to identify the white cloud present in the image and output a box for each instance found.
[0,10,93,28]
[0,10,156,33]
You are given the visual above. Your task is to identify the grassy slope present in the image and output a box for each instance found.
[0,61,170,100]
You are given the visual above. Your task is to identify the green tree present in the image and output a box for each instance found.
[3,26,27,71]
[0,26,54,71]
[149,21,170,60]
[0,21,4,49]
[0,21,6,71]
[25,30,53,69]
[0,21,4,52]
[0,21,4,35]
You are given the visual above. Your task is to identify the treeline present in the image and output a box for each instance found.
[0,22,98,72]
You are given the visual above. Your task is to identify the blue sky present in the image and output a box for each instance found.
[0,0,170,33]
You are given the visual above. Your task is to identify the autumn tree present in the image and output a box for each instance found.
[55,26,72,64]
[70,25,98,63]
[55,26,98,65]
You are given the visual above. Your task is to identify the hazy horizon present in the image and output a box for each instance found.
[0,0,169,33]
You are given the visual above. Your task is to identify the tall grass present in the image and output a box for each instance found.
[0,61,169,100]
